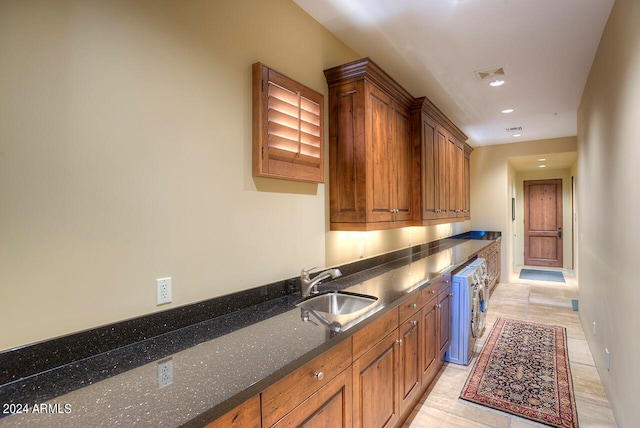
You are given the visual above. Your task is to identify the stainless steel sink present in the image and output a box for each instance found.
[296,290,378,315]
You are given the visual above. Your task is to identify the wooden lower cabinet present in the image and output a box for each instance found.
[210,276,459,428]
[262,338,352,427]
[352,331,401,428]
[271,367,353,428]
[478,240,501,294]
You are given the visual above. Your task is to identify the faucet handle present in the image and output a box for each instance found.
[301,266,318,277]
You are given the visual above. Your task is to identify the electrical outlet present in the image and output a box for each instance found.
[157,277,172,305]
[157,358,173,388]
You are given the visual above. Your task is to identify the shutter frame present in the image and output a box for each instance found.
[252,62,325,183]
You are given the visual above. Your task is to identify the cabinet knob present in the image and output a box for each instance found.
[429,289,436,294]
[449,292,454,297]
[396,339,403,345]
[410,303,417,308]
[313,371,324,381]
[411,320,418,326]
[436,304,441,308]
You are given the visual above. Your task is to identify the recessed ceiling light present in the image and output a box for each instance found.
[538,158,547,161]
[501,108,514,114]
[512,133,521,137]
[489,79,505,87]
[539,165,547,168]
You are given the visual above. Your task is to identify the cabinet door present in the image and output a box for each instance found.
[392,101,413,222]
[366,83,394,223]
[399,314,421,414]
[352,331,400,428]
[329,81,366,224]
[421,295,438,385]
[437,286,452,359]
[447,135,464,218]
[435,125,449,219]
[420,114,439,220]
[272,367,353,428]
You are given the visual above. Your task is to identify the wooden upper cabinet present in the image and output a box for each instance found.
[324,58,418,231]
[411,97,472,225]
[252,62,324,183]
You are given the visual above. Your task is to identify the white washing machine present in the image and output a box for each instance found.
[468,257,489,311]
[444,261,487,365]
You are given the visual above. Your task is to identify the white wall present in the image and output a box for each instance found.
[577,0,640,425]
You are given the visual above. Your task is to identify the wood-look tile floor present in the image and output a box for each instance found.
[403,269,618,428]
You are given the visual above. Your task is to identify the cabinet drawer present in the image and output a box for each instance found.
[205,395,260,428]
[437,276,451,294]
[271,367,353,428]
[262,337,352,427]
[422,284,438,305]
[352,308,398,360]
[398,292,422,323]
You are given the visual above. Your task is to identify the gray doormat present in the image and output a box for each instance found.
[519,269,565,282]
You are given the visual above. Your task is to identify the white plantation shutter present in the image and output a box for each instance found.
[253,63,324,183]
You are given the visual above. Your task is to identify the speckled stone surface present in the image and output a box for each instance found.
[0,232,500,427]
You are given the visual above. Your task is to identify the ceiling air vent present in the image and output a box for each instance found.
[474,65,508,81]
[506,126,523,132]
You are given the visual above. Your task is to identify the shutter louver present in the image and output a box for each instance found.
[252,63,324,183]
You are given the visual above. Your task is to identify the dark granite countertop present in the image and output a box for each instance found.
[0,232,500,427]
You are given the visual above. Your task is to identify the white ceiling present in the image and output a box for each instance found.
[294,0,614,152]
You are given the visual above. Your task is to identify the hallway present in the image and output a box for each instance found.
[404,271,617,427]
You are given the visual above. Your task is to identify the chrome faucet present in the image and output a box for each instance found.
[300,267,342,297]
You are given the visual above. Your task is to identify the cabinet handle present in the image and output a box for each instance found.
[410,303,417,308]
[449,292,454,297]
[436,304,441,308]
[396,339,403,345]
[313,371,325,381]
[411,320,418,326]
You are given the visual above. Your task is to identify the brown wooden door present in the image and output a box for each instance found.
[524,179,563,267]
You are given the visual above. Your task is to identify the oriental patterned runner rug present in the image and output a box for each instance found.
[460,318,578,427]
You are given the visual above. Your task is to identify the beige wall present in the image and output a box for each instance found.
[577,0,640,425]
[470,137,577,281]
[0,0,475,353]
[513,168,573,269]
[0,0,362,351]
